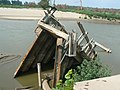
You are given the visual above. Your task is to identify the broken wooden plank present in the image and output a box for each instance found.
[14,30,56,77]
[77,22,90,43]
[68,32,77,57]
[95,42,112,53]
[31,34,55,69]
[38,21,69,40]
[77,32,88,45]
[52,38,63,87]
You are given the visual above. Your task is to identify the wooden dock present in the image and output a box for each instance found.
[14,7,111,88]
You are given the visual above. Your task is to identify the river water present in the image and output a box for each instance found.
[0,19,120,90]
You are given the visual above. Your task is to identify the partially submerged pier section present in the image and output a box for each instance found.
[14,7,111,87]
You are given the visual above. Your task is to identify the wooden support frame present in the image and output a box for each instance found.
[77,22,92,49]
[68,32,77,57]
[52,38,63,88]
[77,22,90,43]
[95,41,112,53]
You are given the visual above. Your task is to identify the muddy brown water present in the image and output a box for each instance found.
[0,19,120,90]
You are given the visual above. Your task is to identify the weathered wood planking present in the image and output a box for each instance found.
[14,30,56,77]
[38,22,69,40]
[53,38,63,87]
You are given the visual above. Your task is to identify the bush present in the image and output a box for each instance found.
[73,58,111,82]
[52,57,111,90]
[52,69,74,90]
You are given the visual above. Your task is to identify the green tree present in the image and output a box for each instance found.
[0,0,11,5]
[38,0,49,9]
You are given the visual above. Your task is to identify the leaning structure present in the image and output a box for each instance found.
[14,7,111,87]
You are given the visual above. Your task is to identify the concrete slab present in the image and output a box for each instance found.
[74,75,120,90]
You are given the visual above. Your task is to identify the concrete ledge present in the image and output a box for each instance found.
[74,75,120,90]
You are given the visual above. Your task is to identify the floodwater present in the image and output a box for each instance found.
[0,19,37,90]
[0,19,120,90]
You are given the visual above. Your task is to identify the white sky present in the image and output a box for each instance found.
[21,0,120,9]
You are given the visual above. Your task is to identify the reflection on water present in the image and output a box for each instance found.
[0,19,120,89]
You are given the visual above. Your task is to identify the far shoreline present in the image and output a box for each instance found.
[0,8,120,25]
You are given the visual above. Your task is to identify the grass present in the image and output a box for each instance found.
[0,5,40,8]
[58,8,120,20]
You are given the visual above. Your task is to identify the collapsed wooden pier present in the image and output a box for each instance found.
[14,7,111,87]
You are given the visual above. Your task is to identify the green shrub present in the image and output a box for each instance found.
[52,69,74,90]
[73,58,111,82]
[52,57,111,90]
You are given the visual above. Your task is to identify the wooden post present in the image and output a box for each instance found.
[68,33,72,56]
[37,63,42,89]
[77,22,92,49]
[52,38,63,88]
[77,22,90,43]
[68,32,76,57]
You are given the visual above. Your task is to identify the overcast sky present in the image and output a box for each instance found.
[21,0,120,9]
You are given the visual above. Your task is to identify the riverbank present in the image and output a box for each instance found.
[0,8,120,24]
[0,8,81,20]
[74,74,120,90]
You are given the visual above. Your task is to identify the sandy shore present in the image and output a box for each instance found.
[0,8,120,24]
[0,8,82,20]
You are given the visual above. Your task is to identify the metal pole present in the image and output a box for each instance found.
[37,63,42,89]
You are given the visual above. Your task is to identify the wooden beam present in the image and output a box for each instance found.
[52,38,63,87]
[77,22,90,43]
[38,21,69,40]
[95,41,112,53]
[68,32,77,57]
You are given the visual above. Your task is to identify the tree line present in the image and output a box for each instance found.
[0,0,50,9]
[0,0,22,5]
